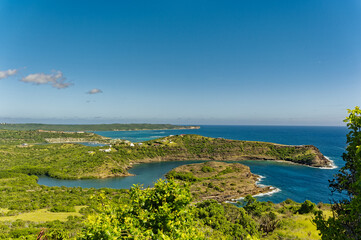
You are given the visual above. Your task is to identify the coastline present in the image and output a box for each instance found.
[318,156,338,169]
[228,174,281,203]
[59,156,336,180]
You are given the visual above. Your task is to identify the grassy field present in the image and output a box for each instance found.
[0,206,85,222]
[265,210,332,239]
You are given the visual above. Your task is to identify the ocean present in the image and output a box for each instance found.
[38,125,348,203]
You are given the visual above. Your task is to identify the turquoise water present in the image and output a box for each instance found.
[38,126,347,203]
[78,142,106,147]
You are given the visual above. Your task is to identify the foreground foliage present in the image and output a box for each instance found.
[314,106,361,239]
[79,181,330,240]
[79,179,205,240]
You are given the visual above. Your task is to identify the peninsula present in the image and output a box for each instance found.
[166,161,274,202]
[0,130,332,180]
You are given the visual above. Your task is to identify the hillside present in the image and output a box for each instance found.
[137,134,332,168]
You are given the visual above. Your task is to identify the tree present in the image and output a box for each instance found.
[79,179,205,240]
[193,199,260,239]
[314,106,361,239]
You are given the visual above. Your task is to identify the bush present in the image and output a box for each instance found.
[201,165,215,173]
[166,171,199,182]
[298,200,316,214]
[194,200,260,239]
[243,195,271,217]
[50,205,76,212]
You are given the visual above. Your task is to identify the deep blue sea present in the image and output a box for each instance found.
[38,125,348,204]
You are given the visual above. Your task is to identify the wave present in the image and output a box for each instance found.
[230,187,282,202]
[255,175,266,186]
[252,187,282,198]
[319,156,338,169]
[254,175,281,197]
[230,175,281,202]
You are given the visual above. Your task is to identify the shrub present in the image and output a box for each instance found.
[201,165,215,173]
[194,200,260,239]
[297,200,316,214]
[50,205,76,212]
[166,171,199,182]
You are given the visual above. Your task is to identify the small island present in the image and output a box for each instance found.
[166,161,274,202]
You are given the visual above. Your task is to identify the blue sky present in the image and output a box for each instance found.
[0,0,360,125]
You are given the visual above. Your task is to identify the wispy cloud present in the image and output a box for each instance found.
[87,88,103,94]
[0,69,18,79]
[21,71,72,89]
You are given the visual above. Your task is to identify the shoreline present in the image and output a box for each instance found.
[34,156,335,181]
[131,157,334,171]
[318,156,338,169]
[46,157,335,180]
[264,158,337,169]
[228,175,281,203]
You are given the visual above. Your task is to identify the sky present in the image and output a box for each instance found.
[0,0,360,126]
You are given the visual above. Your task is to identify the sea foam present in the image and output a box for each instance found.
[319,156,338,169]
[230,175,281,202]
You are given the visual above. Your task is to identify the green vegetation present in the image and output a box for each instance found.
[0,127,338,239]
[0,142,130,179]
[0,130,330,180]
[144,134,331,167]
[0,164,330,239]
[0,206,84,222]
[0,123,199,131]
[314,107,361,239]
[78,180,331,240]
[79,179,205,240]
[0,169,129,239]
[193,195,332,240]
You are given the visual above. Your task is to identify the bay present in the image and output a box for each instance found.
[38,125,348,203]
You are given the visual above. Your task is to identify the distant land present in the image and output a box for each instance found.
[0,123,200,131]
